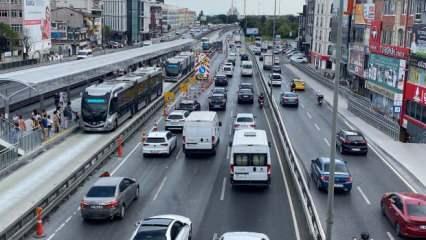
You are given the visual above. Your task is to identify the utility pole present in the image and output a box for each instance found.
[325,0,344,239]
[244,0,247,34]
[271,0,276,97]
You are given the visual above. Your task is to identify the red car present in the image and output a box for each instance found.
[381,192,426,238]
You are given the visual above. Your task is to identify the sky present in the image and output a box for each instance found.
[165,0,304,16]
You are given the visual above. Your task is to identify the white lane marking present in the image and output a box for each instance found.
[306,111,312,119]
[176,148,182,160]
[314,123,320,131]
[153,176,168,201]
[356,186,371,205]
[111,142,142,175]
[226,146,231,160]
[46,233,56,240]
[212,233,218,240]
[386,232,395,240]
[263,106,301,240]
[220,177,227,201]
[64,216,72,223]
[323,138,330,147]
[300,103,305,108]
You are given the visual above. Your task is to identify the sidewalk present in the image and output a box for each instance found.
[286,63,426,191]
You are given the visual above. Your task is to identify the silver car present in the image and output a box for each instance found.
[80,176,139,220]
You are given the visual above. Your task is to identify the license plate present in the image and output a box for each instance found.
[352,148,360,151]
[90,205,103,209]
[215,105,220,108]
[334,184,344,188]
[420,225,426,230]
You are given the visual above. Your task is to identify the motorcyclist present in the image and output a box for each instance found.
[360,232,370,240]
[258,93,265,104]
[291,82,296,92]
[316,91,324,104]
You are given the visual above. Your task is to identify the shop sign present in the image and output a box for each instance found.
[365,81,395,99]
[404,82,426,105]
[411,24,426,59]
[354,4,375,25]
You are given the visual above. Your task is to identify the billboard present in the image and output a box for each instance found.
[246,28,259,36]
[411,24,426,59]
[368,54,406,93]
[369,20,382,52]
[348,45,365,77]
[404,82,426,105]
[23,0,51,57]
[354,4,375,25]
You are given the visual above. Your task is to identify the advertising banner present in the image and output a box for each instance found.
[408,65,426,86]
[246,28,259,36]
[348,45,365,77]
[354,4,375,25]
[404,82,426,105]
[369,20,382,52]
[367,54,406,93]
[411,24,426,59]
[23,0,51,57]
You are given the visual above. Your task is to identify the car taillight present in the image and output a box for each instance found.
[80,200,89,208]
[105,200,119,209]
[346,176,352,183]
[320,175,329,181]
[250,124,256,128]
[143,143,149,146]
[230,164,234,174]
[234,124,240,128]
[267,164,271,175]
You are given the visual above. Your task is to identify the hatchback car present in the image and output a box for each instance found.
[272,65,282,74]
[165,110,190,132]
[215,74,228,86]
[237,88,254,104]
[143,131,177,157]
[280,91,299,107]
[209,93,227,111]
[219,232,270,240]
[80,177,139,220]
[290,55,308,63]
[233,113,256,131]
[130,215,192,240]
[269,73,282,87]
[336,130,368,155]
[310,157,352,193]
[381,192,426,238]
[211,87,227,99]
[176,99,201,112]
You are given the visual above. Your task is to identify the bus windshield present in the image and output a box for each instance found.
[82,95,109,122]
[166,64,180,76]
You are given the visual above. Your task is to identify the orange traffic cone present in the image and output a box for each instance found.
[116,135,124,158]
[34,207,45,238]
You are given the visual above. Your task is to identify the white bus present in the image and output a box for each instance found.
[230,129,271,187]
[241,61,253,77]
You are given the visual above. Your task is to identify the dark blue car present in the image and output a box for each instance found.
[310,157,352,193]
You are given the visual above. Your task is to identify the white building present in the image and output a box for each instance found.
[103,0,127,32]
[162,4,195,32]
[311,0,334,70]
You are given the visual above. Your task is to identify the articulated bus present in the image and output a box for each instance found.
[81,67,163,132]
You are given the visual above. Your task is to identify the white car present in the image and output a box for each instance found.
[290,55,308,63]
[165,110,190,132]
[143,131,177,157]
[223,65,234,77]
[269,73,282,86]
[233,113,256,131]
[219,232,270,240]
[130,214,192,240]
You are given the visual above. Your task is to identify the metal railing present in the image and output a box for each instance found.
[0,146,19,172]
[248,46,325,240]
[347,95,400,140]
[0,28,231,239]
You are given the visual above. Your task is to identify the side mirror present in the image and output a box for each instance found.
[219,122,222,127]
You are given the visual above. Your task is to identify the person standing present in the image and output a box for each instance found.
[18,115,26,132]
[46,115,53,137]
[53,110,60,133]
[63,102,72,129]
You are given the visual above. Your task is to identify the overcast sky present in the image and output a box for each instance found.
[165,0,304,16]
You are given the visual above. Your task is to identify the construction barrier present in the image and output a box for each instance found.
[34,207,44,238]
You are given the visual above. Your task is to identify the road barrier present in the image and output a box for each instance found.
[248,46,326,240]
[0,32,234,239]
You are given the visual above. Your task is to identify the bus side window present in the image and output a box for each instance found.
[110,97,118,114]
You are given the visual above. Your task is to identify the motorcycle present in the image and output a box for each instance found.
[258,97,265,109]
[317,94,324,106]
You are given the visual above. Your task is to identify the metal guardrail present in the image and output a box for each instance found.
[0,31,227,239]
[0,146,19,172]
[247,46,325,240]
[291,62,401,140]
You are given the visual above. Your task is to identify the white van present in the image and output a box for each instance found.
[183,111,222,156]
[241,61,253,77]
[230,129,271,186]
[77,49,93,60]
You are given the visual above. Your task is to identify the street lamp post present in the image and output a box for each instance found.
[271,0,277,97]
[325,0,344,239]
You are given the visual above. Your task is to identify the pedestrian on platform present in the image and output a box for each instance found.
[46,115,53,137]
[18,115,26,132]
[53,110,60,133]
[63,102,72,129]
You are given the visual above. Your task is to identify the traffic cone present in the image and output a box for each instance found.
[116,135,123,158]
[34,207,45,238]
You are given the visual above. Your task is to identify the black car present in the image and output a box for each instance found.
[211,87,227,99]
[280,91,299,107]
[209,93,227,111]
[237,88,254,104]
[240,54,249,61]
[239,82,254,91]
[176,99,201,112]
[336,130,368,155]
[214,74,228,86]
[272,65,282,74]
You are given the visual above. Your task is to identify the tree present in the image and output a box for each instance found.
[198,10,204,21]
[103,25,112,43]
[0,23,19,51]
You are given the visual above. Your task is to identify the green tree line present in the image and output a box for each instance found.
[241,15,298,38]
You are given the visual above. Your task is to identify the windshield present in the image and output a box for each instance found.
[216,76,226,81]
[347,135,365,141]
[224,67,232,71]
[242,64,252,69]
[407,204,426,217]
[237,117,253,122]
[239,89,252,94]
[272,75,281,80]
[234,154,267,166]
[166,64,180,76]
[168,115,183,120]
[86,186,115,198]
[82,94,109,122]
[146,137,166,143]
[324,163,348,173]
[133,228,167,240]
[213,88,225,94]
[179,103,194,109]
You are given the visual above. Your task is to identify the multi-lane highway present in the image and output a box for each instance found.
[252,49,414,240]
[24,37,310,240]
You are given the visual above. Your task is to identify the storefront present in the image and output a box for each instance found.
[348,44,368,94]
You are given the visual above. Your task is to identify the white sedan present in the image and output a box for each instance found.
[290,55,308,63]
[219,232,270,240]
[143,131,177,157]
[131,214,192,240]
[233,113,256,131]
